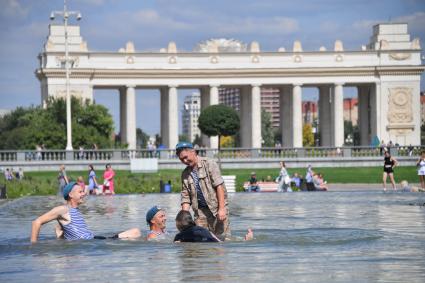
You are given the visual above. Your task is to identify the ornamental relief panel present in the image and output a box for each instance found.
[389,53,411,61]
[387,87,413,124]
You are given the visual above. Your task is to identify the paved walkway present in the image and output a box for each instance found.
[329,183,422,191]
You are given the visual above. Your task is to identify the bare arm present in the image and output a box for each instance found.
[216,184,226,221]
[181,178,191,211]
[63,172,69,184]
[182,203,190,211]
[31,206,67,243]
[392,157,398,168]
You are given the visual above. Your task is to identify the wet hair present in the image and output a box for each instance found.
[175,210,196,232]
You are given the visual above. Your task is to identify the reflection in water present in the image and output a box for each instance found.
[0,192,425,282]
[179,244,227,282]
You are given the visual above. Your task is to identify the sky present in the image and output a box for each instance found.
[0,0,424,136]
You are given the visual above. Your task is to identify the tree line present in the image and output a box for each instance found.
[0,98,346,150]
[0,97,114,150]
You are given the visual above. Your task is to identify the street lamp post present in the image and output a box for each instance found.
[50,0,81,151]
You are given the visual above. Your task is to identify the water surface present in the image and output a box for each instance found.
[1,191,425,282]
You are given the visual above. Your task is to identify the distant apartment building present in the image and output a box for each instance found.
[219,87,281,128]
[219,88,240,112]
[343,98,358,126]
[302,101,318,124]
[182,92,201,142]
[219,87,360,128]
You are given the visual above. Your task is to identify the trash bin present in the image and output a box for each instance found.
[0,184,7,199]
[159,180,164,193]
[164,181,172,193]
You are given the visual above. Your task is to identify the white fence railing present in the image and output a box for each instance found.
[1,145,423,162]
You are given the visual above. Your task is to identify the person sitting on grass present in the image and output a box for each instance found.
[30,182,141,243]
[313,173,328,191]
[291,172,302,191]
[174,210,253,243]
[248,172,260,192]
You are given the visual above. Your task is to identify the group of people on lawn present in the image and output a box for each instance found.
[247,162,328,192]
[58,163,116,196]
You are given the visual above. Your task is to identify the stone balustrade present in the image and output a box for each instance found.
[1,146,423,172]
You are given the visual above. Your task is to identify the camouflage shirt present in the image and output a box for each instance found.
[181,157,228,216]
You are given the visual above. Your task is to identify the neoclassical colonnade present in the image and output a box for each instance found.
[37,23,423,149]
[113,82,375,149]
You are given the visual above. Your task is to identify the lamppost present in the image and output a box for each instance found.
[50,0,81,150]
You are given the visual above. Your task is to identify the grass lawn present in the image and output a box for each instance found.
[1,166,419,199]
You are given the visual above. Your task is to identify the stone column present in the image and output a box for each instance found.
[357,86,370,145]
[119,87,127,144]
[126,85,137,149]
[280,86,293,147]
[200,85,219,148]
[161,85,179,149]
[160,87,168,146]
[292,84,303,148]
[370,83,380,143]
[251,84,262,148]
[318,86,331,146]
[332,83,344,147]
[239,86,251,148]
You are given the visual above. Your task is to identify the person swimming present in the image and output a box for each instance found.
[146,206,168,240]
[174,210,254,242]
[174,210,221,242]
[31,182,141,243]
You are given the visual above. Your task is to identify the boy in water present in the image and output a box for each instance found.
[174,210,253,242]
[31,182,141,243]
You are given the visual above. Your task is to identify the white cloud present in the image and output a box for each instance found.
[352,19,381,30]
[394,11,425,35]
[75,0,106,5]
[130,9,192,30]
[0,0,29,18]
[217,16,299,35]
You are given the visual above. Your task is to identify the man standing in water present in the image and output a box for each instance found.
[176,142,230,240]
[30,182,140,243]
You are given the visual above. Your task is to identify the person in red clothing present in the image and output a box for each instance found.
[103,163,116,194]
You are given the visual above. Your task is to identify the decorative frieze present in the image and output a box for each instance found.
[387,87,413,124]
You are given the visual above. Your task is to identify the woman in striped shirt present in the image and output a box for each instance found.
[30,182,140,243]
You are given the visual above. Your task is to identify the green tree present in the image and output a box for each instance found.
[303,123,315,147]
[261,109,274,147]
[136,128,150,149]
[220,136,235,148]
[0,97,114,150]
[179,134,189,143]
[193,134,202,146]
[198,104,240,166]
[344,120,360,145]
